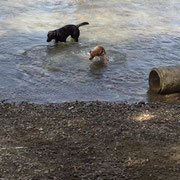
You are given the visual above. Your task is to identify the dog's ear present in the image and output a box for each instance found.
[48,31,52,36]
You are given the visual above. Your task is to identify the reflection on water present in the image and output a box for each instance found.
[147,91,180,104]
[0,0,180,103]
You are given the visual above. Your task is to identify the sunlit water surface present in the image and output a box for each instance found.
[0,0,180,103]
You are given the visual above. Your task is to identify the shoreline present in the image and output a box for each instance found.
[0,101,179,179]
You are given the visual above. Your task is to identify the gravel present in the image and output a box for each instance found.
[0,101,179,180]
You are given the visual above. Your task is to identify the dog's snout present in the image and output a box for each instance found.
[47,38,51,42]
[89,56,93,60]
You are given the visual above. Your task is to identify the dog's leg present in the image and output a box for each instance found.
[74,38,79,42]
[71,35,79,42]
[71,29,80,42]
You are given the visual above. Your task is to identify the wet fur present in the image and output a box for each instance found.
[47,22,89,43]
[89,45,108,64]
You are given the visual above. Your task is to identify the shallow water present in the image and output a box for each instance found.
[0,0,180,103]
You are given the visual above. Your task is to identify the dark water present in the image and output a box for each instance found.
[0,0,180,103]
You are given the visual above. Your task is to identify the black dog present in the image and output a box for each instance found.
[47,22,89,43]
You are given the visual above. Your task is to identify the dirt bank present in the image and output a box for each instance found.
[0,101,179,180]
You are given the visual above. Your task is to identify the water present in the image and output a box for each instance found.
[0,0,180,104]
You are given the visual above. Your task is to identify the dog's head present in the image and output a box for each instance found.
[89,46,106,60]
[47,31,54,42]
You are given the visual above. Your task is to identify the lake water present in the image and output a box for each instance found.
[0,0,180,103]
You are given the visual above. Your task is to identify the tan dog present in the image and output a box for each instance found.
[89,45,108,64]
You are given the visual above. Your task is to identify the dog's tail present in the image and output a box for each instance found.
[76,22,89,28]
